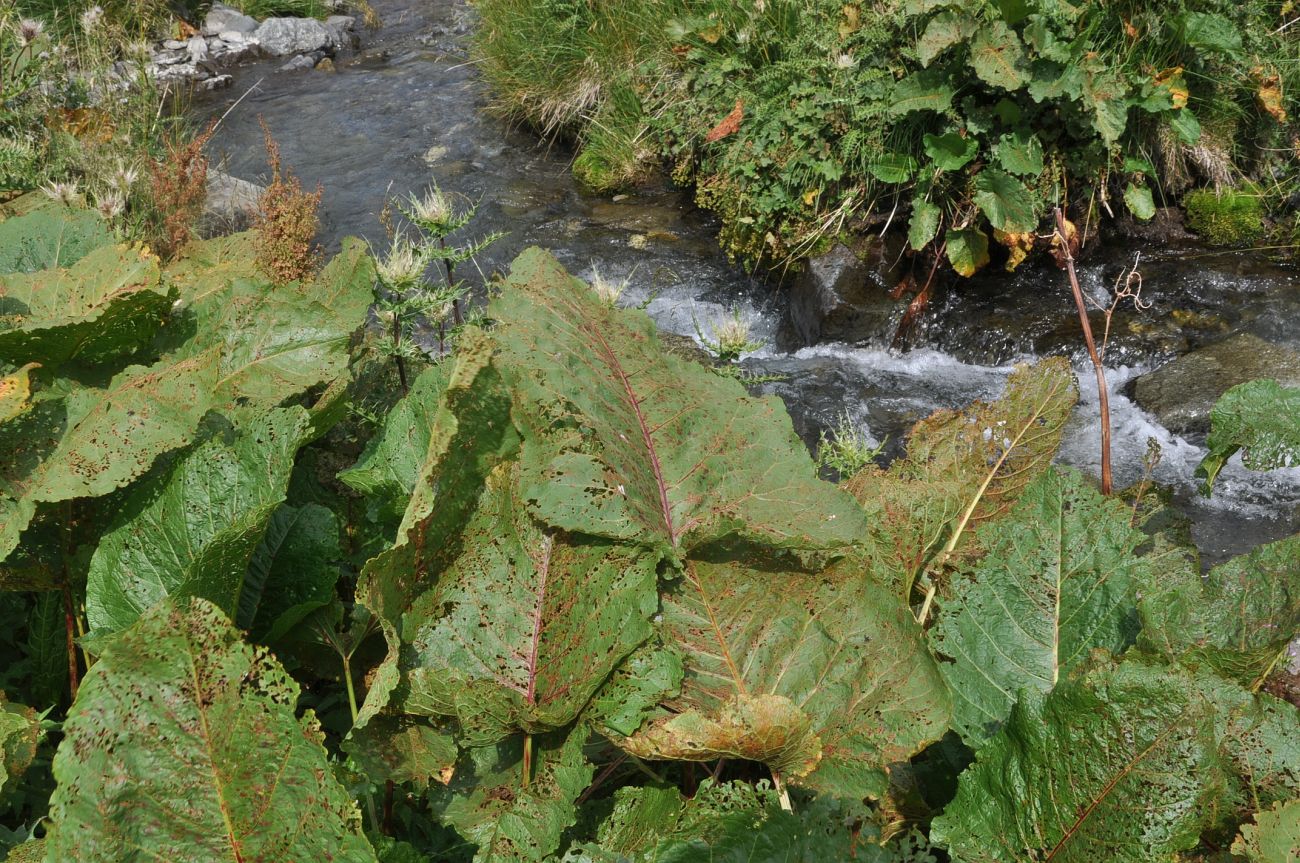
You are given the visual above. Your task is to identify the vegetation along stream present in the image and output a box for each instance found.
[2,0,1299,859]
[201,0,1300,562]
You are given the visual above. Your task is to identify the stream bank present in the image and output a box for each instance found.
[196,0,1300,565]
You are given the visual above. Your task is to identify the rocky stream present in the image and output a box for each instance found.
[195,0,1300,567]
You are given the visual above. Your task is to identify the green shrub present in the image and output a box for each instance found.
[230,0,331,20]
[1183,187,1266,246]
[474,0,1300,269]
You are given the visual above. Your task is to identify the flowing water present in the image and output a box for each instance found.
[198,0,1300,563]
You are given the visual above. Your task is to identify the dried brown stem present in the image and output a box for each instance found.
[1054,207,1112,495]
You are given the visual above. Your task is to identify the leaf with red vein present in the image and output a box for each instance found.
[402,461,660,744]
[491,247,867,558]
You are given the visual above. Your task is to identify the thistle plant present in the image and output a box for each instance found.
[816,412,885,478]
[371,183,503,393]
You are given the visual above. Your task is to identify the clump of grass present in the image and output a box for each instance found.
[1183,187,1266,247]
[253,119,323,284]
[696,306,764,362]
[230,0,331,20]
[817,413,884,478]
[146,119,217,260]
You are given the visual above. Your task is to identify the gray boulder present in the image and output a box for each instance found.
[254,17,338,56]
[201,170,265,237]
[787,242,900,346]
[202,3,259,36]
[1131,333,1300,434]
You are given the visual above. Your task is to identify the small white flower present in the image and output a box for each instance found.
[835,53,856,70]
[40,180,81,206]
[93,188,126,219]
[80,5,104,31]
[112,159,141,193]
[376,237,425,289]
[405,186,455,232]
[16,18,45,48]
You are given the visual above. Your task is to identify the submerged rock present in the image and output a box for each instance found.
[787,241,899,346]
[1131,333,1300,434]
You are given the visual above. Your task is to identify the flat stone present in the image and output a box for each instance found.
[254,17,337,56]
[200,74,234,91]
[1131,333,1300,434]
[151,62,202,84]
[161,39,186,50]
[152,49,189,66]
[202,3,259,36]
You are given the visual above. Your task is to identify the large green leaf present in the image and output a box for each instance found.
[84,407,311,634]
[887,69,956,117]
[909,198,941,251]
[969,22,1029,89]
[400,461,659,743]
[1197,380,1300,495]
[356,330,518,726]
[1138,534,1300,688]
[923,132,978,171]
[0,352,220,561]
[931,468,1147,746]
[338,363,451,522]
[0,691,38,797]
[441,726,593,863]
[993,130,1045,177]
[44,596,377,862]
[620,556,950,799]
[244,502,341,641]
[945,227,990,276]
[1180,12,1243,56]
[0,204,113,274]
[342,715,457,787]
[1124,182,1157,221]
[568,782,902,863]
[974,169,1038,233]
[0,244,171,366]
[917,10,977,67]
[1233,799,1300,862]
[931,659,1228,862]
[492,248,866,557]
[168,235,374,408]
[844,358,1077,593]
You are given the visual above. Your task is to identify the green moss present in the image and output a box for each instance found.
[1183,188,1265,247]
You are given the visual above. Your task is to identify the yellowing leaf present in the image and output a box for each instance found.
[946,227,990,277]
[621,693,822,779]
[994,228,1035,271]
[1154,67,1190,109]
[0,363,38,425]
[1256,70,1288,123]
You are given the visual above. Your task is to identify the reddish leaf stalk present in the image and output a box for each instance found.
[1053,207,1112,495]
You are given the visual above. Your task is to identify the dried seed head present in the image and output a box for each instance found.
[16,18,45,47]
[80,5,104,31]
[406,186,455,233]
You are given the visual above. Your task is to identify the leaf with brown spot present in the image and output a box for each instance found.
[399,460,660,744]
[620,555,950,799]
[491,248,867,558]
[0,362,38,426]
[1256,70,1288,123]
[45,597,377,862]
